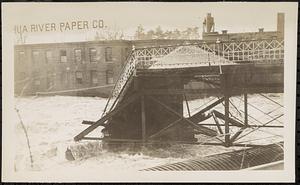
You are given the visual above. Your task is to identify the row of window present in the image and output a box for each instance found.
[74,70,114,85]
[18,47,113,64]
[32,70,114,88]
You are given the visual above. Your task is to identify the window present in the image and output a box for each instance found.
[47,72,55,90]
[89,48,97,62]
[90,70,98,85]
[105,47,112,62]
[18,51,25,63]
[32,71,40,86]
[106,70,114,84]
[60,71,69,86]
[32,51,39,64]
[60,50,67,63]
[74,49,82,63]
[75,71,83,84]
[45,50,52,63]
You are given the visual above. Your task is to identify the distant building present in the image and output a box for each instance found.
[202,13,284,41]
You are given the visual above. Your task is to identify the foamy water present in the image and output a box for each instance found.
[13,94,283,173]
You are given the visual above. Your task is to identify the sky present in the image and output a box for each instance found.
[2,2,292,44]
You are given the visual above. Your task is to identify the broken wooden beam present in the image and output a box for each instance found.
[82,120,106,127]
[212,110,244,127]
[211,112,223,134]
[74,94,139,141]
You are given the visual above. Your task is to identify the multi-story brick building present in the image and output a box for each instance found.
[14,39,194,96]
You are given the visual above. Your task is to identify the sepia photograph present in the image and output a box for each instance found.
[1,2,298,182]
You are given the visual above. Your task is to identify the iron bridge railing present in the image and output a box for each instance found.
[102,39,284,117]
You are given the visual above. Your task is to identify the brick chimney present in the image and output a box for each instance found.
[277,13,284,38]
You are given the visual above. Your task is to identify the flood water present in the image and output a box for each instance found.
[13,94,283,174]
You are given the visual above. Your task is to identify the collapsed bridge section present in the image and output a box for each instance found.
[74,39,284,147]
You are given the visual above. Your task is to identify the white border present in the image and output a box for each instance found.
[2,2,298,182]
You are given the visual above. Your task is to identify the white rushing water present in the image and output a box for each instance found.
[13,94,283,174]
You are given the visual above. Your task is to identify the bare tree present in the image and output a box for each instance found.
[94,25,124,40]
[134,24,146,40]
[133,25,200,40]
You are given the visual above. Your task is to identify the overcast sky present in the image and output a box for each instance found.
[2,2,291,44]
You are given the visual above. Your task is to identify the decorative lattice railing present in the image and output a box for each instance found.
[102,39,284,117]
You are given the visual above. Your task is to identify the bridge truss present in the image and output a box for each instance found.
[74,39,284,149]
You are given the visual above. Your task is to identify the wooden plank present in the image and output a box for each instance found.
[74,94,139,141]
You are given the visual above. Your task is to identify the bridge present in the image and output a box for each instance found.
[74,39,284,148]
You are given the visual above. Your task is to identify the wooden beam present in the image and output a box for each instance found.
[141,95,146,141]
[244,92,248,126]
[190,97,224,119]
[220,73,231,147]
[183,93,191,117]
[211,112,223,134]
[197,123,283,128]
[213,110,244,127]
[149,96,217,137]
[74,94,139,141]
[148,118,183,139]
[82,120,106,126]
[141,88,220,95]
[230,127,247,143]
[224,94,230,147]
[231,85,283,94]
[188,113,211,124]
[187,97,223,125]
